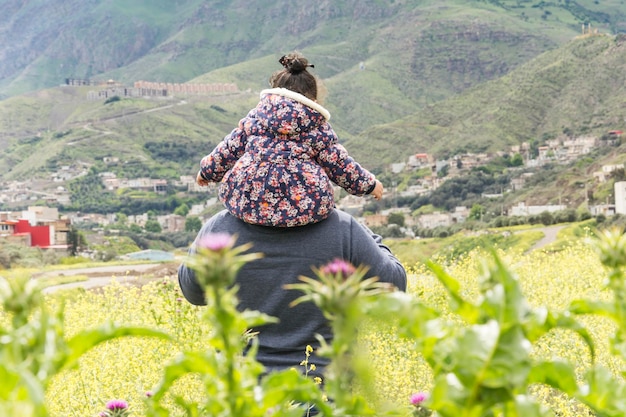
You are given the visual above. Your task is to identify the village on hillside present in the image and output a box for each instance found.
[2,127,625,252]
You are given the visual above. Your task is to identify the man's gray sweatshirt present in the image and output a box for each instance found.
[178,209,407,374]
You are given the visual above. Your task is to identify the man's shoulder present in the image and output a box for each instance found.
[203,209,359,234]
[314,209,358,230]
[202,210,243,231]
[328,209,353,222]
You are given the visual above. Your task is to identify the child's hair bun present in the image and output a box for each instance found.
[279,53,314,74]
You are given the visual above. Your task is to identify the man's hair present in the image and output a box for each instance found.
[269,52,318,101]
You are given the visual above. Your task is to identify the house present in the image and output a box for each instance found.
[417,212,453,229]
[157,214,186,232]
[363,213,387,227]
[408,153,432,169]
[13,219,53,247]
[0,218,17,236]
[537,146,553,161]
[509,202,567,216]
[15,207,70,249]
[594,164,625,183]
[450,206,470,223]
[391,163,406,174]
[562,136,597,159]
[1,217,70,249]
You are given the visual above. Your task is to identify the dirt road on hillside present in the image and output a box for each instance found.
[40,225,566,294]
[528,225,566,251]
[39,262,179,294]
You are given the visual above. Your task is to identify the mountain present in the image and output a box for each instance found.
[348,33,626,163]
[2,0,626,211]
[2,0,623,102]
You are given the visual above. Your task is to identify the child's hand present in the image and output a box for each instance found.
[196,171,210,186]
[371,180,384,200]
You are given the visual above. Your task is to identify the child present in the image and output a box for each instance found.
[196,52,383,227]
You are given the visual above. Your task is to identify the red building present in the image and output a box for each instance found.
[13,219,53,247]
[0,210,69,250]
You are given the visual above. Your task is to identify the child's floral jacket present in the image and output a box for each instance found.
[199,87,377,227]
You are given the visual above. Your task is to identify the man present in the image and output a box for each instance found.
[177,208,407,375]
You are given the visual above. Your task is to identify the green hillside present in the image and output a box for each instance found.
[2,0,626,213]
[1,0,622,103]
[1,32,626,178]
[349,34,626,164]
[1,30,625,213]
[0,89,259,180]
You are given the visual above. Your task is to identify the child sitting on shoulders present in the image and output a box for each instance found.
[196,51,383,227]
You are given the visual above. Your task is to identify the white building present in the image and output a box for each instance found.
[509,202,567,216]
[615,182,626,215]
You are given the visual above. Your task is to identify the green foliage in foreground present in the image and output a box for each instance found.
[4,229,626,415]
[0,273,170,416]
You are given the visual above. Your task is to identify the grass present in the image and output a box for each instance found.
[35,274,90,289]
[385,223,563,266]
[15,233,611,416]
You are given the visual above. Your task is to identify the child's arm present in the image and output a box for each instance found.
[315,124,381,198]
[197,114,254,185]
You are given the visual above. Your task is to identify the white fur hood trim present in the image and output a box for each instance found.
[260,88,331,121]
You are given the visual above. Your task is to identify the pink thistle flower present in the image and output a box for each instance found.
[99,399,130,417]
[410,392,428,406]
[321,258,356,279]
[145,391,153,398]
[106,399,128,411]
[197,233,234,252]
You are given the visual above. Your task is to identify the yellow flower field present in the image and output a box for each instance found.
[3,238,622,416]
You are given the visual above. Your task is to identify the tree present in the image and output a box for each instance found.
[469,204,484,220]
[185,216,202,233]
[104,95,121,104]
[115,213,128,228]
[510,153,524,167]
[554,209,577,223]
[539,211,554,226]
[174,203,190,217]
[144,219,162,233]
[68,227,87,256]
[370,225,405,238]
[387,212,405,227]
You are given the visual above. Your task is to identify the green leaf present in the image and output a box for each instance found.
[149,351,219,402]
[449,321,500,386]
[428,372,471,417]
[579,366,626,415]
[364,291,440,339]
[450,322,531,389]
[479,253,531,329]
[427,260,481,323]
[511,395,553,417]
[528,360,579,395]
[240,309,279,328]
[260,370,332,415]
[63,323,170,371]
[569,299,615,318]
